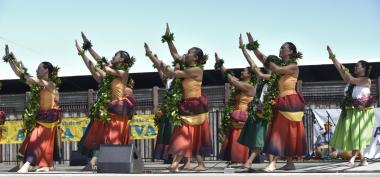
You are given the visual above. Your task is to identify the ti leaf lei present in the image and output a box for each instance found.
[262,55,300,121]
[160,58,189,128]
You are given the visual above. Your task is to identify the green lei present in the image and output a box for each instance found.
[161,59,186,128]
[340,84,355,110]
[89,57,134,122]
[262,55,300,121]
[220,78,254,136]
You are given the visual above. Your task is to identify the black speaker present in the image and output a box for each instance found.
[97,144,144,173]
[69,150,88,166]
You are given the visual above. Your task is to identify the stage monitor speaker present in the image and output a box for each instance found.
[97,144,144,173]
[69,150,88,166]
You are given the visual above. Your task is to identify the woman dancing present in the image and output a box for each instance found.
[3,45,62,173]
[327,46,375,167]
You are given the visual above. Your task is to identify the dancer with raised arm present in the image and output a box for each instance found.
[214,53,253,167]
[76,33,136,170]
[3,45,62,173]
[237,34,270,170]
[244,33,306,171]
[159,24,212,172]
[327,46,375,167]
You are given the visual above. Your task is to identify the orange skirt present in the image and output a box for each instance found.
[168,119,212,158]
[18,124,62,167]
[219,128,250,163]
[105,114,131,145]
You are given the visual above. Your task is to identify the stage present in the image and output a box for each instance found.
[0,160,379,176]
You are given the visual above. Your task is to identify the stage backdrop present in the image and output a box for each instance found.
[0,114,158,144]
[312,108,380,159]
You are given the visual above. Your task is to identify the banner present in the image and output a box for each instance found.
[0,114,158,144]
[312,108,380,159]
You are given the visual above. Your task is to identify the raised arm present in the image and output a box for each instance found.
[4,45,28,78]
[163,23,181,60]
[327,45,351,83]
[81,32,102,62]
[144,43,164,71]
[269,62,298,76]
[247,32,266,64]
[76,40,104,83]
[239,35,270,80]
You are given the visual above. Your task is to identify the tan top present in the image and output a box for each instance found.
[111,78,127,100]
[234,93,253,111]
[278,75,297,97]
[39,87,57,111]
[182,78,202,99]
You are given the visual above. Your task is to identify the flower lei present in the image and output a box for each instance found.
[262,55,301,121]
[161,33,175,43]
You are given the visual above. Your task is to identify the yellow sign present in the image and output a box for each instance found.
[0,114,158,144]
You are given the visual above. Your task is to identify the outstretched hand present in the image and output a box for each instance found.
[165,23,171,36]
[5,44,10,55]
[246,32,254,44]
[327,45,334,59]
[81,32,90,43]
[239,34,244,48]
[144,42,152,55]
[215,52,222,64]
[75,40,83,53]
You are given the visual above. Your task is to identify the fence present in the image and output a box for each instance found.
[0,78,379,164]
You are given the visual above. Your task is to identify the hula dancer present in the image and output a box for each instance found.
[214,53,253,167]
[327,46,375,167]
[144,43,175,162]
[245,33,306,171]
[237,34,270,170]
[3,45,62,173]
[160,24,212,172]
[76,33,136,170]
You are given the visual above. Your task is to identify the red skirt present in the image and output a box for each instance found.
[81,119,108,152]
[219,128,250,163]
[263,93,306,157]
[18,124,62,167]
[105,114,131,145]
[168,119,212,158]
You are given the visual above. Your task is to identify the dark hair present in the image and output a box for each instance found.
[190,47,208,65]
[41,61,54,75]
[285,42,303,59]
[116,50,131,63]
[245,67,255,77]
[358,60,371,77]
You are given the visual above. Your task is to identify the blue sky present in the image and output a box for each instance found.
[0,0,379,79]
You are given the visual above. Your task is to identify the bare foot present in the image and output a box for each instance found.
[243,162,252,169]
[278,163,296,170]
[17,162,31,173]
[359,159,368,166]
[348,158,355,167]
[35,167,50,172]
[193,165,207,171]
[179,163,191,171]
[263,165,276,172]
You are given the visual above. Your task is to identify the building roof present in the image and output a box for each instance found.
[1,62,379,94]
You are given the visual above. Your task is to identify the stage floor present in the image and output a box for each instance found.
[0,160,379,176]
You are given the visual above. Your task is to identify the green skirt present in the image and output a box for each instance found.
[238,117,268,149]
[331,108,375,151]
